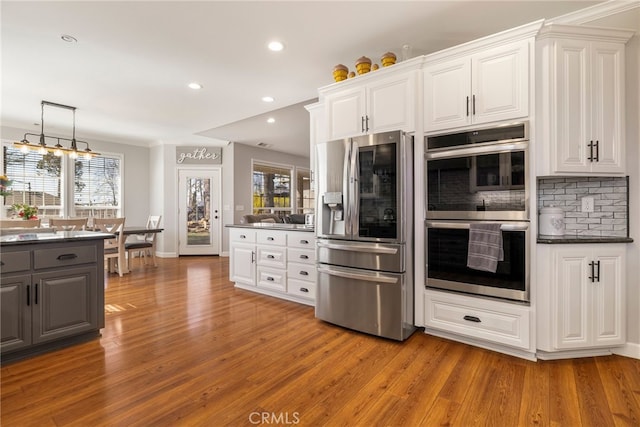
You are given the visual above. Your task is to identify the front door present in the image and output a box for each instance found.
[178,169,221,255]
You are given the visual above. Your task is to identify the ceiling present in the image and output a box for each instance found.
[1,1,605,158]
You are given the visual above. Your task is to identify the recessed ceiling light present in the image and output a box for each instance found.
[61,34,77,43]
[267,117,275,124]
[268,41,284,52]
[262,96,274,103]
[188,82,203,90]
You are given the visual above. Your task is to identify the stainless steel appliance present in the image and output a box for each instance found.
[426,220,530,302]
[424,122,530,303]
[315,130,415,341]
[425,121,529,221]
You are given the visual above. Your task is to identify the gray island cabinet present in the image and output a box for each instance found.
[0,231,112,362]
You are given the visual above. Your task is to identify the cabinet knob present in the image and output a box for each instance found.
[267,254,275,259]
[300,240,309,244]
[267,276,275,281]
[299,271,309,276]
[300,287,309,293]
[267,236,274,241]
[300,255,309,260]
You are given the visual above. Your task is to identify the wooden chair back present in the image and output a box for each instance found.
[50,218,89,231]
[0,218,42,228]
[93,217,127,276]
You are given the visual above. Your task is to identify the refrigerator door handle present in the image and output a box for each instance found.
[350,140,360,237]
[344,140,353,236]
[317,241,398,254]
[318,265,399,284]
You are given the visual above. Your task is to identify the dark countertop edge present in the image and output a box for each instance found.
[537,236,633,244]
[0,231,115,246]
[226,224,315,232]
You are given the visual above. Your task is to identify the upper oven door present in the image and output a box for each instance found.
[425,141,529,220]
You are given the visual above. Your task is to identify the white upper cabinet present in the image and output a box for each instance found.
[320,59,422,141]
[536,25,633,176]
[424,40,530,132]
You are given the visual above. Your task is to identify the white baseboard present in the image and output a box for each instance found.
[613,342,640,360]
[220,251,229,257]
[156,251,178,258]
[424,328,537,361]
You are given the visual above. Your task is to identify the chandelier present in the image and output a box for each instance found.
[13,100,100,159]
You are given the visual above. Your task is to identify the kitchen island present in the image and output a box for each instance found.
[0,230,113,363]
[227,224,316,305]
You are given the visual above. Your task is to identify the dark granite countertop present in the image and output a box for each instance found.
[537,235,633,244]
[0,230,115,246]
[226,223,314,232]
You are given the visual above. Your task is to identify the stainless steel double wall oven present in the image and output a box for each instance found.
[425,122,530,302]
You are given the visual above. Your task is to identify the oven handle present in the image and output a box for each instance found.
[317,241,398,254]
[425,221,530,231]
[425,140,528,160]
[318,265,399,284]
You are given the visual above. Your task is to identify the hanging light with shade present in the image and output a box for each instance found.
[14,100,100,159]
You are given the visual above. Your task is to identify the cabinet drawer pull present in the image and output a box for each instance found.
[267,254,275,259]
[594,140,599,162]
[463,315,481,323]
[361,116,365,133]
[240,234,246,239]
[472,94,476,115]
[300,240,309,244]
[57,253,78,261]
[299,271,309,276]
[300,287,309,293]
[35,283,38,305]
[267,276,274,281]
[27,284,30,306]
[588,140,594,162]
[267,237,274,241]
[466,96,469,117]
[300,255,309,260]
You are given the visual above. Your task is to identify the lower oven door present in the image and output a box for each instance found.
[425,220,530,302]
[316,264,414,341]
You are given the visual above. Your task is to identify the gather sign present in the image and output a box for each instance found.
[176,146,222,165]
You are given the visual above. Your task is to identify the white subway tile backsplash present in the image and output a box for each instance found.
[537,176,628,237]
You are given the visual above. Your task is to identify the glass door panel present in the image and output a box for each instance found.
[178,169,221,255]
[357,142,397,240]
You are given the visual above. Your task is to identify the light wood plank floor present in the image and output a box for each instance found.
[2,256,639,426]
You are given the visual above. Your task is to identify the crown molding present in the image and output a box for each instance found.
[547,0,639,25]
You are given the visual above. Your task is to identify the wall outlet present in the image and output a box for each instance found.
[581,196,595,213]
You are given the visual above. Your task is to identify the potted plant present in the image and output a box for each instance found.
[12,203,38,220]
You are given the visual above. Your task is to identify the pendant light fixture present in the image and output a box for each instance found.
[14,100,100,159]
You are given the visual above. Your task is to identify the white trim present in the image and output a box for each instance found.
[537,348,615,360]
[613,342,640,360]
[424,328,537,361]
[546,0,640,26]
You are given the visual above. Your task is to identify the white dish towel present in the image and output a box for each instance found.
[467,223,504,273]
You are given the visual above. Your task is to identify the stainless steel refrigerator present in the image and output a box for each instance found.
[315,130,415,341]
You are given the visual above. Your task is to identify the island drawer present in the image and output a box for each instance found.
[229,228,256,243]
[257,230,287,246]
[34,245,97,270]
[288,248,315,264]
[0,251,31,273]
[287,231,315,249]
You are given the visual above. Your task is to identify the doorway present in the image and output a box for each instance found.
[178,169,221,255]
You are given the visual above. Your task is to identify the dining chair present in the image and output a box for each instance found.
[93,217,127,277]
[125,215,161,268]
[0,218,42,228]
[49,218,89,231]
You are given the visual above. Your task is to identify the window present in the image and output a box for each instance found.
[296,168,314,214]
[2,142,122,220]
[74,155,122,219]
[252,162,292,218]
[2,146,63,218]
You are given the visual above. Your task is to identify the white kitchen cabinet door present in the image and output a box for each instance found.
[424,40,529,132]
[423,58,471,131]
[230,243,256,286]
[590,41,626,174]
[552,244,625,350]
[472,40,529,126]
[325,71,416,140]
[366,72,416,135]
[325,86,367,140]
[536,25,631,176]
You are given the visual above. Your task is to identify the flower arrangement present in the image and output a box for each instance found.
[0,175,11,197]
[12,203,38,220]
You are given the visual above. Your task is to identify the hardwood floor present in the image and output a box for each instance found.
[2,256,639,426]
